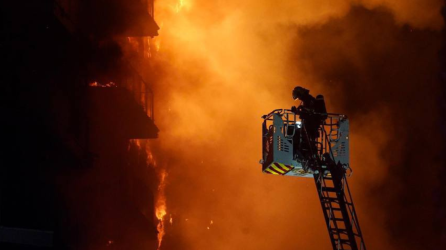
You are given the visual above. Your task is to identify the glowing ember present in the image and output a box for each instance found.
[88,81,117,87]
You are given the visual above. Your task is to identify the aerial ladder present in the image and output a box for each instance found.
[260,87,366,250]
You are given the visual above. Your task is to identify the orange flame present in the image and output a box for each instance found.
[89,81,117,87]
[128,139,167,248]
[155,169,167,250]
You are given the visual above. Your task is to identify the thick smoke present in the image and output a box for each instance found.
[148,0,445,249]
[290,6,445,249]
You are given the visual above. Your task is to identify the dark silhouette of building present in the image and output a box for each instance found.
[1,0,160,249]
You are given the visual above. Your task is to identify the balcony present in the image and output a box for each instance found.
[54,0,159,37]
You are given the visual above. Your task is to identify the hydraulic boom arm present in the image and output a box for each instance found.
[261,100,366,250]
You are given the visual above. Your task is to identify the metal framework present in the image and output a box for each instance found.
[261,109,366,250]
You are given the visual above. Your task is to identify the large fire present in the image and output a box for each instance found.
[147,0,443,249]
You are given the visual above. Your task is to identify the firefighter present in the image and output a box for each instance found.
[291,86,327,137]
[291,86,327,167]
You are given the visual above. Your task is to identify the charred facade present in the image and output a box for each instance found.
[1,0,160,249]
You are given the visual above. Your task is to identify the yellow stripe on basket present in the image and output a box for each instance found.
[270,165,285,174]
[265,168,279,175]
[278,163,291,171]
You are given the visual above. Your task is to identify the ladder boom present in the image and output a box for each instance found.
[261,108,367,250]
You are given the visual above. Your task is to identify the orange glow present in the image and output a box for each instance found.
[127,37,140,51]
[129,138,166,248]
[155,169,167,250]
[175,0,186,13]
[148,0,444,249]
[89,81,117,87]
[154,39,161,52]
[145,37,152,58]
[126,36,155,58]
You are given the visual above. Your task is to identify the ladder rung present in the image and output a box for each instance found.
[325,207,341,211]
[322,197,340,202]
[329,228,348,233]
[322,187,337,192]
[339,239,352,244]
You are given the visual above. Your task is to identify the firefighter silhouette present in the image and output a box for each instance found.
[291,86,327,169]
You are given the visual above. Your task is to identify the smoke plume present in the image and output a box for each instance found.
[147,0,445,249]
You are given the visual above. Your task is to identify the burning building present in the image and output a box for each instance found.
[2,0,446,250]
[1,0,161,249]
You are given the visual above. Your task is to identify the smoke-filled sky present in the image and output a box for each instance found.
[147,0,446,249]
